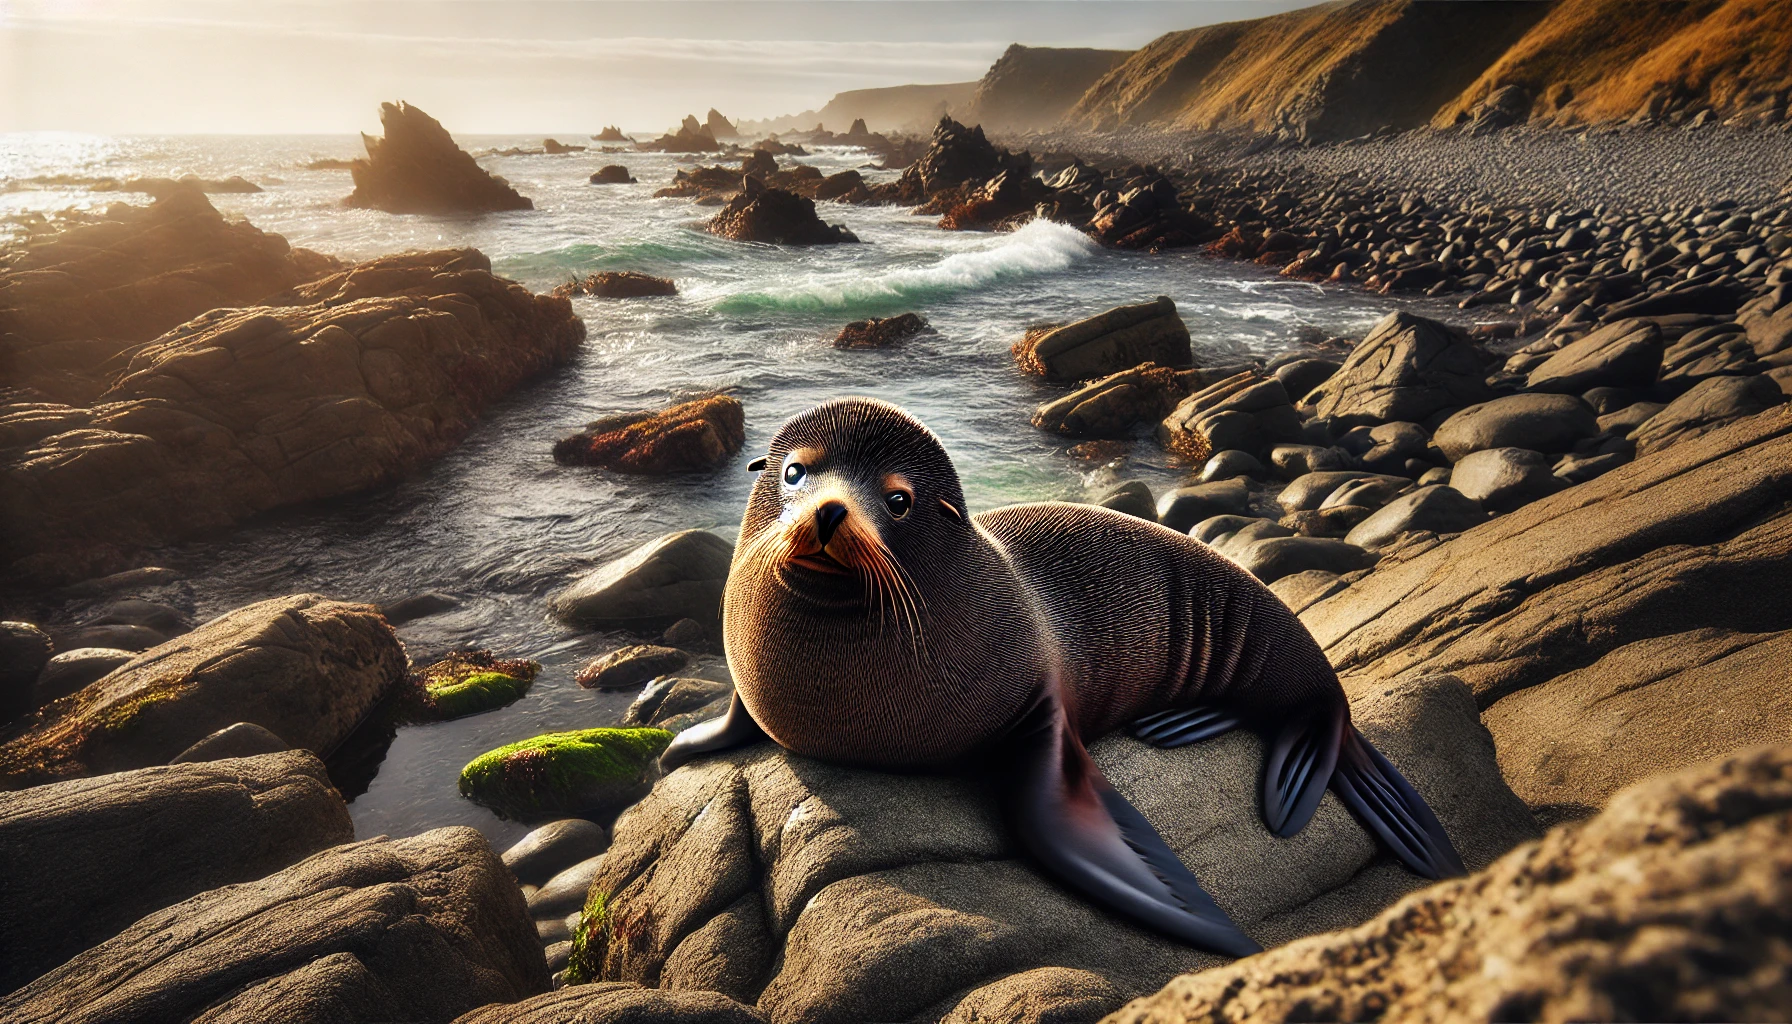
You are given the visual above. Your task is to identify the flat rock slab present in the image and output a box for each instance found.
[1107,743,1792,1023]
[0,827,548,1024]
[0,594,404,788]
[0,749,351,992]
[567,675,1534,1024]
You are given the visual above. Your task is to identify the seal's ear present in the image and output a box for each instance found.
[748,457,767,472]
[938,499,962,520]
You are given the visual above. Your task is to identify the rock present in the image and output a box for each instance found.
[545,940,575,978]
[504,819,611,887]
[1,595,402,789]
[32,647,135,704]
[1596,400,1665,434]
[1658,322,1763,393]
[1277,471,1376,513]
[380,591,460,624]
[1199,449,1265,483]
[551,531,734,632]
[1229,536,1378,584]
[1525,317,1664,394]
[621,677,732,729]
[405,649,540,722]
[1299,407,1792,809]
[882,116,1015,200]
[82,597,193,635]
[1272,357,1340,403]
[638,117,722,153]
[1088,172,1214,251]
[538,915,573,945]
[1630,373,1786,456]
[1345,485,1489,550]
[0,750,352,992]
[529,855,607,920]
[1154,479,1250,532]
[1267,442,1352,478]
[1032,362,1188,437]
[553,397,745,474]
[1095,481,1157,521]
[1353,421,1431,474]
[169,722,291,763]
[0,622,52,714]
[834,313,929,350]
[706,178,858,245]
[455,984,767,1024]
[346,101,533,213]
[52,622,167,652]
[458,727,673,822]
[1305,312,1493,428]
[542,138,586,154]
[944,968,1125,1023]
[562,675,1534,1020]
[0,827,547,1022]
[590,165,636,184]
[575,644,694,690]
[1319,475,1409,510]
[1432,392,1600,461]
[1268,569,1350,613]
[1580,386,1637,415]
[1279,506,1372,539]
[1463,83,1531,135]
[4,245,584,585]
[1552,450,1629,484]
[1449,447,1568,513]
[1110,744,1792,1024]
[554,271,677,299]
[1158,373,1303,461]
[1013,297,1193,382]
[1196,517,1291,560]
[661,618,709,651]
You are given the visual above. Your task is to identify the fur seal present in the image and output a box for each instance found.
[662,397,1462,956]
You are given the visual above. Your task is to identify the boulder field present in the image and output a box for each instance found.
[1,193,584,583]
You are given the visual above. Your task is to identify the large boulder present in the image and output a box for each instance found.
[1301,407,1792,815]
[1448,447,1567,513]
[0,595,404,789]
[1031,362,1188,438]
[1431,393,1600,461]
[1524,317,1664,394]
[1109,744,1792,1023]
[0,621,52,715]
[1630,373,1786,456]
[553,397,746,474]
[0,750,351,992]
[0,827,548,1023]
[706,178,858,245]
[562,675,1535,1022]
[457,984,767,1024]
[1157,372,1302,461]
[1305,312,1493,428]
[550,530,735,632]
[347,101,533,213]
[1013,297,1193,382]
[3,246,585,584]
[0,189,338,405]
[1344,485,1488,550]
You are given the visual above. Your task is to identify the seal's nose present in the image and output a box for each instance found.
[814,500,848,548]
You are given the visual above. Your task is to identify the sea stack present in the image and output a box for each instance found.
[347,101,533,214]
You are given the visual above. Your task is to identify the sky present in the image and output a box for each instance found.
[0,0,1314,135]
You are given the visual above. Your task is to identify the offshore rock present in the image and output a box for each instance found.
[1014,296,1192,382]
[551,530,735,632]
[1032,363,1189,438]
[347,101,533,213]
[706,178,858,245]
[553,396,745,475]
[554,271,675,299]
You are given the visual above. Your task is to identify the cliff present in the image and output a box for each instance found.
[1435,0,1792,127]
[1063,0,1548,140]
[964,44,1132,134]
[741,82,976,136]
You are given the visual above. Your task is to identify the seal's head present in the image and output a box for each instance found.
[733,397,969,617]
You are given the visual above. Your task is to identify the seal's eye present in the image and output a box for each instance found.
[884,490,912,518]
[783,461,805,485]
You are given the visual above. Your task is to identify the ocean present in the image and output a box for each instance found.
[3,131,1437,847]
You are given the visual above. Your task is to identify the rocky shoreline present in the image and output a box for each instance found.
[2,98,1790,1022]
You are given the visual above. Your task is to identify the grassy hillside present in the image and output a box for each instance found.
[1436,0,1792,126]
[964,44,1132,134]
[1065,0,1547,140]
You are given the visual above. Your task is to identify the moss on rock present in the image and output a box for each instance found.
[404,650,539,723]
[458,727,672,822]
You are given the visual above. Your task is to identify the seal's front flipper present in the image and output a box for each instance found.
[1262,705,1344,837]
[659,693,769,773]
[1332,726,1465,879]
[1128,705,1242,747]
[998,691,1261,958]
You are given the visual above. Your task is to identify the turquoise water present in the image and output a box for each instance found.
[3,132,1430,846]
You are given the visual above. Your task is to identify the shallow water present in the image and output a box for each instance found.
[4,132,1443,848]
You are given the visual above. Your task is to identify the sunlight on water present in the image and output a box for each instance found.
[4,132,1441,846]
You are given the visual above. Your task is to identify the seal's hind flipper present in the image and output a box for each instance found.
[659,693,768,773]
[1332,726,1465,879]
[997,690,1261,958]
[1262,706,1345,838]
[1129,705,1242,747]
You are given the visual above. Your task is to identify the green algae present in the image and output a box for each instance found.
[457,727,672,821]
[563,889,610,985]
[402,650,539,723]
